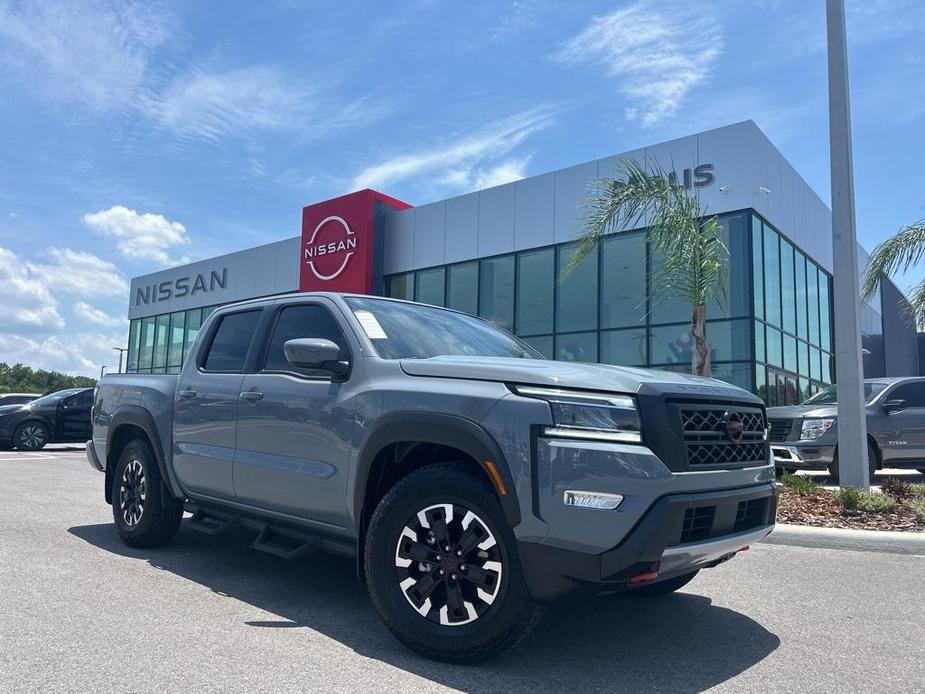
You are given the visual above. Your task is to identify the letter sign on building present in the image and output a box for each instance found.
[299,189,411,294]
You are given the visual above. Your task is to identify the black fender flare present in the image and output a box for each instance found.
[105,407,184,504]
[351,412,521,531]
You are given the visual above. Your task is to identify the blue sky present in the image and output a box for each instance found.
[0,0,923,377]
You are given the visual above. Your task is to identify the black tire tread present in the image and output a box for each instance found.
[364,463,544,664]
[113,438,183,548]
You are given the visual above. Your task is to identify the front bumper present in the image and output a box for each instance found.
[518,481,777,601]
[770,442,836,469]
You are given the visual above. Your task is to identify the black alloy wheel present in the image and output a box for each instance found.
[14,422,48,451]
[119,458,147,527]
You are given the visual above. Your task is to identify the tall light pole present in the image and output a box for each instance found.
[112,347,127,374]
[826,0,869,489]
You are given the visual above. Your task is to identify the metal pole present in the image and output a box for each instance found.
[826,0,869,489]
[112,347,127,374]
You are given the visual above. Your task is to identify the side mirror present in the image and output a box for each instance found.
[283,338,349,377]
[883,399,907,414]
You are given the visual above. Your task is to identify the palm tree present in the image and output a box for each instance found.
[565,158,728,376]
[862,218,925,323]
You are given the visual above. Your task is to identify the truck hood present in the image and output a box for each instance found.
[766,404,838,419]
[399,356,759,401]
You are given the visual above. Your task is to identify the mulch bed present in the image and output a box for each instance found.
[777,486,925,532]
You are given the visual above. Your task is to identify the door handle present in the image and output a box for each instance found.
[240,391,264,402]
[178,389,197,399]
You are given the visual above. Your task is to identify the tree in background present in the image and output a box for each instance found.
[565,158,728,376]
[0,363,96,394]
[862,217,925,323]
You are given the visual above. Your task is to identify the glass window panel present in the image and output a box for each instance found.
[555,331,597,363]
[819,271,831,351]
[446,262,478,316]
[754,321,765,363]
[709,213,750,319]
[263,304,349,377]
[795,253,808,339]
[138,317,155,371]
[127,319,141,372]
[516,248,554,335]
[780,240,796,334]
[798,377,811,404]
[386,273,413,300]
[821,351,831,384]
[784,373,799,405]
[783,334,798,373]
[763,223,781,327]
[601,233,646,329]
[799,340,810,378]
[600,328,647,366]
[755,364,767,403]
[556,243,598,332]
[649,320,750,366]
[201,305,217,321]
[521,335,553,359]
[751,216,764,320]
[479,255,515,330]
[807,263,820,346]
[203,310,261,372]
[415,267,445,307]
[167,311,185,368]
[710,362,752,392]
[810,346,822,381]
[152,314,169,370]
[766,326,783,368]
[184,308,203,360]
[649,246,689,325]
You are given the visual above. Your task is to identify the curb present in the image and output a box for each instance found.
[761,523,925,555]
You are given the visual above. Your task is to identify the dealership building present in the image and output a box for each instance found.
[124,120,918,405]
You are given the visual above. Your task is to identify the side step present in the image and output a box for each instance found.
[185,505,240,536]
[251,525,321,560]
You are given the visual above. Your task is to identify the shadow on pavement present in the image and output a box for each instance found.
[69,522,779,692]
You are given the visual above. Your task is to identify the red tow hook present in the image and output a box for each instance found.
[628,571,659,585]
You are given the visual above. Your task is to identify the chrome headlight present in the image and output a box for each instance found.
[800,418,835,440]
[513,385,642,443]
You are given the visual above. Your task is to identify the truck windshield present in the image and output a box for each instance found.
[801,383,886,406]
[344,297,542,360]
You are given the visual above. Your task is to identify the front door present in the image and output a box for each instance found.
[233,301,357,529]
[879,381,925,467]
[173,308,262,500]
[57,389,93,441]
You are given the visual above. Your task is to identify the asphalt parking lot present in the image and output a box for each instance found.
[1,446,924,693]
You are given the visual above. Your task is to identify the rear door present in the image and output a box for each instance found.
[233,300,358,528]
[173,308,263,500]
[879,381,925,466]
[56,389,93,441]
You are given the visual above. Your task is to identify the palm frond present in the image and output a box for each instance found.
[862,219,925,300]
[903,276,925,328]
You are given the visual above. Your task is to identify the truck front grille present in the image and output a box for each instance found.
[768,418,794,442]
[678,404,768,469]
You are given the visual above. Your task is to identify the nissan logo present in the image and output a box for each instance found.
[303,215,357,281]
[721,411,745,442]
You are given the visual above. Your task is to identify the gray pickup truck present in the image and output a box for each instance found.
[768,377,925,481]
[89,293,777,663]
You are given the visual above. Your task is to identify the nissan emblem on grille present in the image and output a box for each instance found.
[721,411,745,442]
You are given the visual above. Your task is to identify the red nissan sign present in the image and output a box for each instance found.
[299,189,411,294]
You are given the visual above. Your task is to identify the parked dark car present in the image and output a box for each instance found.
[0,393,41,406]
[0,387,93,451]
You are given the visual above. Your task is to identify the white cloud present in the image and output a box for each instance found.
[0,331,124,379]
[554,1,722,126]
[82,205,188,265]
[0,247,64,331]
[352,108,554,192]
[27,247,128,298]
[0,0,170,111]
[73,301,125,327]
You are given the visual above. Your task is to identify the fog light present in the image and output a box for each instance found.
[563,490,623,510]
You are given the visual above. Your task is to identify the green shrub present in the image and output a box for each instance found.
[781,472,819,495]
[910,484,925,500]
[836,487,896,513]
[880,477,913,500]
[906,499,925,525]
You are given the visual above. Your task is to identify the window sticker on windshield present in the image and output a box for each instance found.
[354,310,388,339]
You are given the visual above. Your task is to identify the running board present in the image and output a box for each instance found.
[250,526,321,560]
[185,506,240,536]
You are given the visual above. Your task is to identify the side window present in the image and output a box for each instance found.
[69,390,93,408]
[888,382,925,408]
[263,304,348,377]
[202,310,262,372]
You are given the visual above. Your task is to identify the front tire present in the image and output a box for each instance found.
[13,422,49,451]
[365,464,543,664]
[627,570,699,597]
[829,442,878,484]
[112,438,183,547]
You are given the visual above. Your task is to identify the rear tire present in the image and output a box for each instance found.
[13,422,49,451]
[112,438,183,548]
[628,570,699,597]
[365,463,543,664]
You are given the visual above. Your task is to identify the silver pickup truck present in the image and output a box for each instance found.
[89,293,777,663]
[768,377,925,481]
